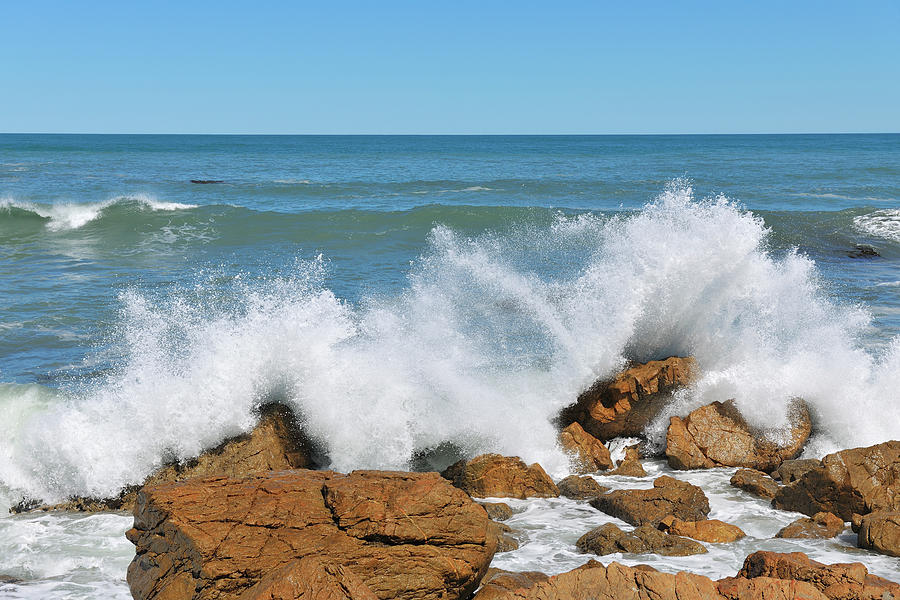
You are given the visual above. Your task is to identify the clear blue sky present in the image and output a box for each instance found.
[2,1,898,134]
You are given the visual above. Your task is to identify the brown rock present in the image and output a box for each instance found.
[576,522,707,557]
[563,357,698,441]
[598,447,647,477]
[441,454,559,499]
[13,403,314,514]
[660,517,746,543]
[773,441,900,520]
[489,521,520,553]
[473,569,550,600]
[558,422,614,473]
[850,513,864,533]
[776,512,845,539]
[479,501,514,521]
[773,459,821,483]
[858,511,900,557]
[716,577,827,600]
[237,557,378,600]
[738,551,900,600]
[590,475,710,526]
[730,469,780,499]
[126,469,496,600]
[666,400,811,472]
[557,475,609,500]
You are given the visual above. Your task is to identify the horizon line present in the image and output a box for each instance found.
[2,131,899,137]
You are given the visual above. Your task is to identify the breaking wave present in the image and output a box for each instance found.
[0,194,196,231]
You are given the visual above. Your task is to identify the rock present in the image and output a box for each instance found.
[12,403,316,514]
[858,511,900,557]
[716,577,828,600]
[0,575,22,585]
[126,469,496,600]
[190,179,224,184]
[558,422,614,473]
[773,441,900,520]
[730,469,780,499]
[598,447,647,477]
[237,557,378,600]
[489,521,520,552]
[576,522,707,557]
[557,475,609,500]
[562,357,698,441]
[589,475,710,526]
[773,459,820,483]
[659,517,746,543]
[665,399,811,472]
[776,512,845,539]
[441,454,559,499]
[738,551,900,600]
[846,244,880,259]
[473,569,549,600]
[851,513,864,533]
[479,501,514,521]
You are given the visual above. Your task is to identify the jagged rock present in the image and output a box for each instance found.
[659,516,746,543]
[557,475,608,500]
[858,511,900,557]
[598,447,647,477]
[473,569,549,600]
[730,469,780,499]
[666,399,811,472]
[738,551,900,600]
[576,522,707,557]
[126,469,496,600]
[441,454,559,499]
[590,475,710,526]
[773,459,821,483]
[12,403,316,514]
[851,513,864,533]
[479,501,513,521]
[776,512,845,539]
[489,521,520,552]
[558,422,614,473]
[773,441,900,520]
[562,357,698,441]
[237,557,378,600]
[717,577,827,600]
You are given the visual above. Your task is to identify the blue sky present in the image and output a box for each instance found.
[2,1,898,134]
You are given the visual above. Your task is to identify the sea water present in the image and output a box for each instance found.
[0,134,898,597]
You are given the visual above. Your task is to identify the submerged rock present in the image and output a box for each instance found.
[730,468,780,499]
[589,475,710,526]
[665,399,811,472]
[576,522,708,557]
[776,512,845,539]
[126,469,497,600]
[858,511,900,557]
[659,516,746,543]
[441,454,559,499]
[773,440,900,520]
[561,357,697,441]
[558,422,614,473]
[557,475,608,500]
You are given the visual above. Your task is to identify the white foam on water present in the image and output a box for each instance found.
[854,209,900,243]
[0,194,196,231]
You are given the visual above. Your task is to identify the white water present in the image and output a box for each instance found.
[0,194,196,231]
[854,208,900,243]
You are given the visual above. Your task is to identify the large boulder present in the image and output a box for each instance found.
[659,517,746,543]
[773,441,900,520]
[737,551,900,600]
[237,557,378,600]
[665,400,811,472]
[576,522,707,557]
[562,357,698,441]
[441,454,559,499]
[773,459,821,483]
[558,422,614,473]
[472,569,550,600]
[126,470,497,600]
[589,475,710,526]
[858,511,900,557]
[557,475,609,500]
[775,512,845,539]
[730,469,780,499]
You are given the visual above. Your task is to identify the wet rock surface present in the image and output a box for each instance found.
[558,422,614,473]
[556,475,609,500]
[857,511,900,557]
[576,522,708,557]
[730,468,780,499]
[442,454,560,499]
[659,516,746,543]
[776,512,845,539]
[589,475,710,526]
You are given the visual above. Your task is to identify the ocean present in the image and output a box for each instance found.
[1,134,898,597]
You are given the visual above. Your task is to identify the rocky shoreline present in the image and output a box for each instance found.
[10,357,900,599]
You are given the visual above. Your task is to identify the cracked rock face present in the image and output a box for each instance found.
[126,470,497,600]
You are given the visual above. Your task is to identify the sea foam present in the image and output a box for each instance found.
[0,194,196,231]
[0,182,898,507]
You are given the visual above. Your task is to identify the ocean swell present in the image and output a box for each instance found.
[0,194,196,232]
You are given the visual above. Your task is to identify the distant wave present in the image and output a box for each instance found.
[0,195,197,231]
[853,209,900,243]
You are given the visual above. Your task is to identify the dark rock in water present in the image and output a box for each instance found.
[410,441,468,473]
[0,575,22,585]
[589,475,710,526]
[846,244,880,258]
[776,512,845,539]
[772,458,820,483]
[441,454,559,499]
[489,521,520,552]
[478,501,513,521]
[190,179,224,184]
[858,511,900,557]
[576,522,707,557]
[557,475,608,500]
[730,468,780,499]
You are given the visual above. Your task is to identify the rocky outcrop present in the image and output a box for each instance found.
[773,459,820,484]
[773,441,900,520]
[858,511,900,557]
[659,516,746,543]
[473,569,550,600]
[562,357,698,441]
[776,512,845,539]
[558,423,614,473]
[666,400,811,472]
[479,502,513,521]
[716,577,827,600]
[738,551,900,600]
[598,446,647,477]
[13,403,316,514]
[557,475,608,500]
[441,454,559,499]
[237,557,378,600]
[730,469,780,499]
[589,475,710,526]
[126,469,497,600]
[576,523,707,557]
